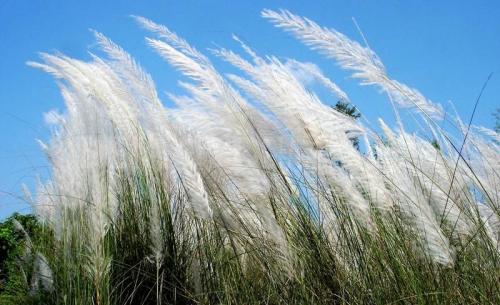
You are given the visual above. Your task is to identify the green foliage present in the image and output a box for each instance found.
[334,101,361,120]
[494,108,500,133]
[333,101,361,150]
[0,214,36,288]
[431,139,441,150]
[0,213,51,305]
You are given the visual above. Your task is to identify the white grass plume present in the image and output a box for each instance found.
[27,11,500,270]
[216,45,390,211]
[262,9,444,120]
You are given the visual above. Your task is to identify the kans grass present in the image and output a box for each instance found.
[8,9,500,305]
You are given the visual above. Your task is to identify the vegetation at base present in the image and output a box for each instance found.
[4,181,499,305]
[0,213,51,305]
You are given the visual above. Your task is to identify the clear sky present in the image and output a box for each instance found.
[1,0,499,219]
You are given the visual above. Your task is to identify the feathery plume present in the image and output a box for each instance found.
[262,9,444,120]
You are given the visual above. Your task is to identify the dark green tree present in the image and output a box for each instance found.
[494,108,500,133]
[333,101,361,150]
[0,213,49,304]
[334,101,361,120]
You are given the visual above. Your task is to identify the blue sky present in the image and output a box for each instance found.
[1,0,499,219]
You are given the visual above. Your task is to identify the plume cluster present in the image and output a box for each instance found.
[29,9,498,291]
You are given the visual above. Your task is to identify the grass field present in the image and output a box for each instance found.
[2,9,498,305]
